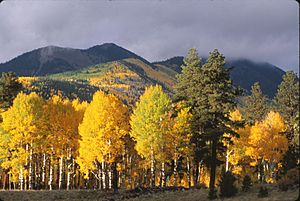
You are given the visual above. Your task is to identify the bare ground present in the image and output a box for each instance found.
[0,185,298,201]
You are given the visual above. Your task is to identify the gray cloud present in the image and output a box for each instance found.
[0,0,298,72]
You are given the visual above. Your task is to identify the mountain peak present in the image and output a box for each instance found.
[0,43,149,76]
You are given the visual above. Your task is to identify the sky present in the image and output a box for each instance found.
[0,0,298,72]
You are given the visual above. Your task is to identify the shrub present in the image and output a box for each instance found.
[258,186,268,198]
[278,168,299,191]
[219,171,238,198]
[278,177,291,191]
[208,187,217,200]
[242,175,252,192]
[285,168,299,185]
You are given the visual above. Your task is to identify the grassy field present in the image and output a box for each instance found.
[0,185,298,201]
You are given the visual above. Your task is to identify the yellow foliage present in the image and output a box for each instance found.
[1,92,45,179]
[44,95,82,157]
[246,111,288,164]
[18,77,38,87]
[77,90,130,175]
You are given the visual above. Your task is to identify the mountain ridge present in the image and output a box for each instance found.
[0,43,286,98]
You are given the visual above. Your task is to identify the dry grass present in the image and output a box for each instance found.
[0,185,298,201]
[127,187,299,201]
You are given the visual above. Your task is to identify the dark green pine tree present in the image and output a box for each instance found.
[200,49,241,199]
[274,71,299,172]
[274,71,299,143]
[174,48,210,186]
[243,82,268,124]
[175,48,202,103]
[0,72,23,112]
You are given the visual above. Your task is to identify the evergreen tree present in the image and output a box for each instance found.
[242,175,252,192]
[274,71,299,143]
[174,48,202,103]
[175,48,241,198]
[243,82,268,124]
[219,171,238,198]
[274,71,299,172]
[174,48,209,182]
[200,49,240,197]
[0,72,22,112]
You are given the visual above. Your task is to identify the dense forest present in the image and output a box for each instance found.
[0,48,298,199]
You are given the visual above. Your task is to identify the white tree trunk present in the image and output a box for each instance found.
[150,147,155,187]
[24,144,28,190]
[173,157,177,186]
[102,159,106,189]
[42,153,46,187]
[67,150,72,190]
[129,155,132,188]
[49,158,53,190]
[108,164,112,189]
[59,156,64,190]
[187,156,191,188]
[161,162,165,187]
[20,168,24,190]
[225,151,229,172]
[28,147,33,190]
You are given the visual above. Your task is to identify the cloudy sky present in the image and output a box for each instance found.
[0,0,298,72]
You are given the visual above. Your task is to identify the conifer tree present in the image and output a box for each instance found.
[274,71,299,172]
[175,48,240,198]
[175,48,202,103]
[200,49,240,197]
[174,48,209,186]
[0,72,22,112]
[274,71,299,143]
[243,82,268,124]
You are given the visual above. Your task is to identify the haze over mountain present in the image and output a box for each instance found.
[154,56,285,97]
[0,43,285,98]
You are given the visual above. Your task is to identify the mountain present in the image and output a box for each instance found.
[0,43,147,76]
[0,43,286,99]
[154,57,285,98]
[153,56,184,73]
[228,59,285,98]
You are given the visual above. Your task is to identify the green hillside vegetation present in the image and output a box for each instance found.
[18,54,286,108]
[20,58,176,106]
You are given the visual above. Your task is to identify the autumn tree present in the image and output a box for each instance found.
[130,85,171,187]
[0,126,11,189]
[1,92,45,190]
[44,96,85,190]
[165,103,192,186]
[246,111,288,182]
[77,91,129,190]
